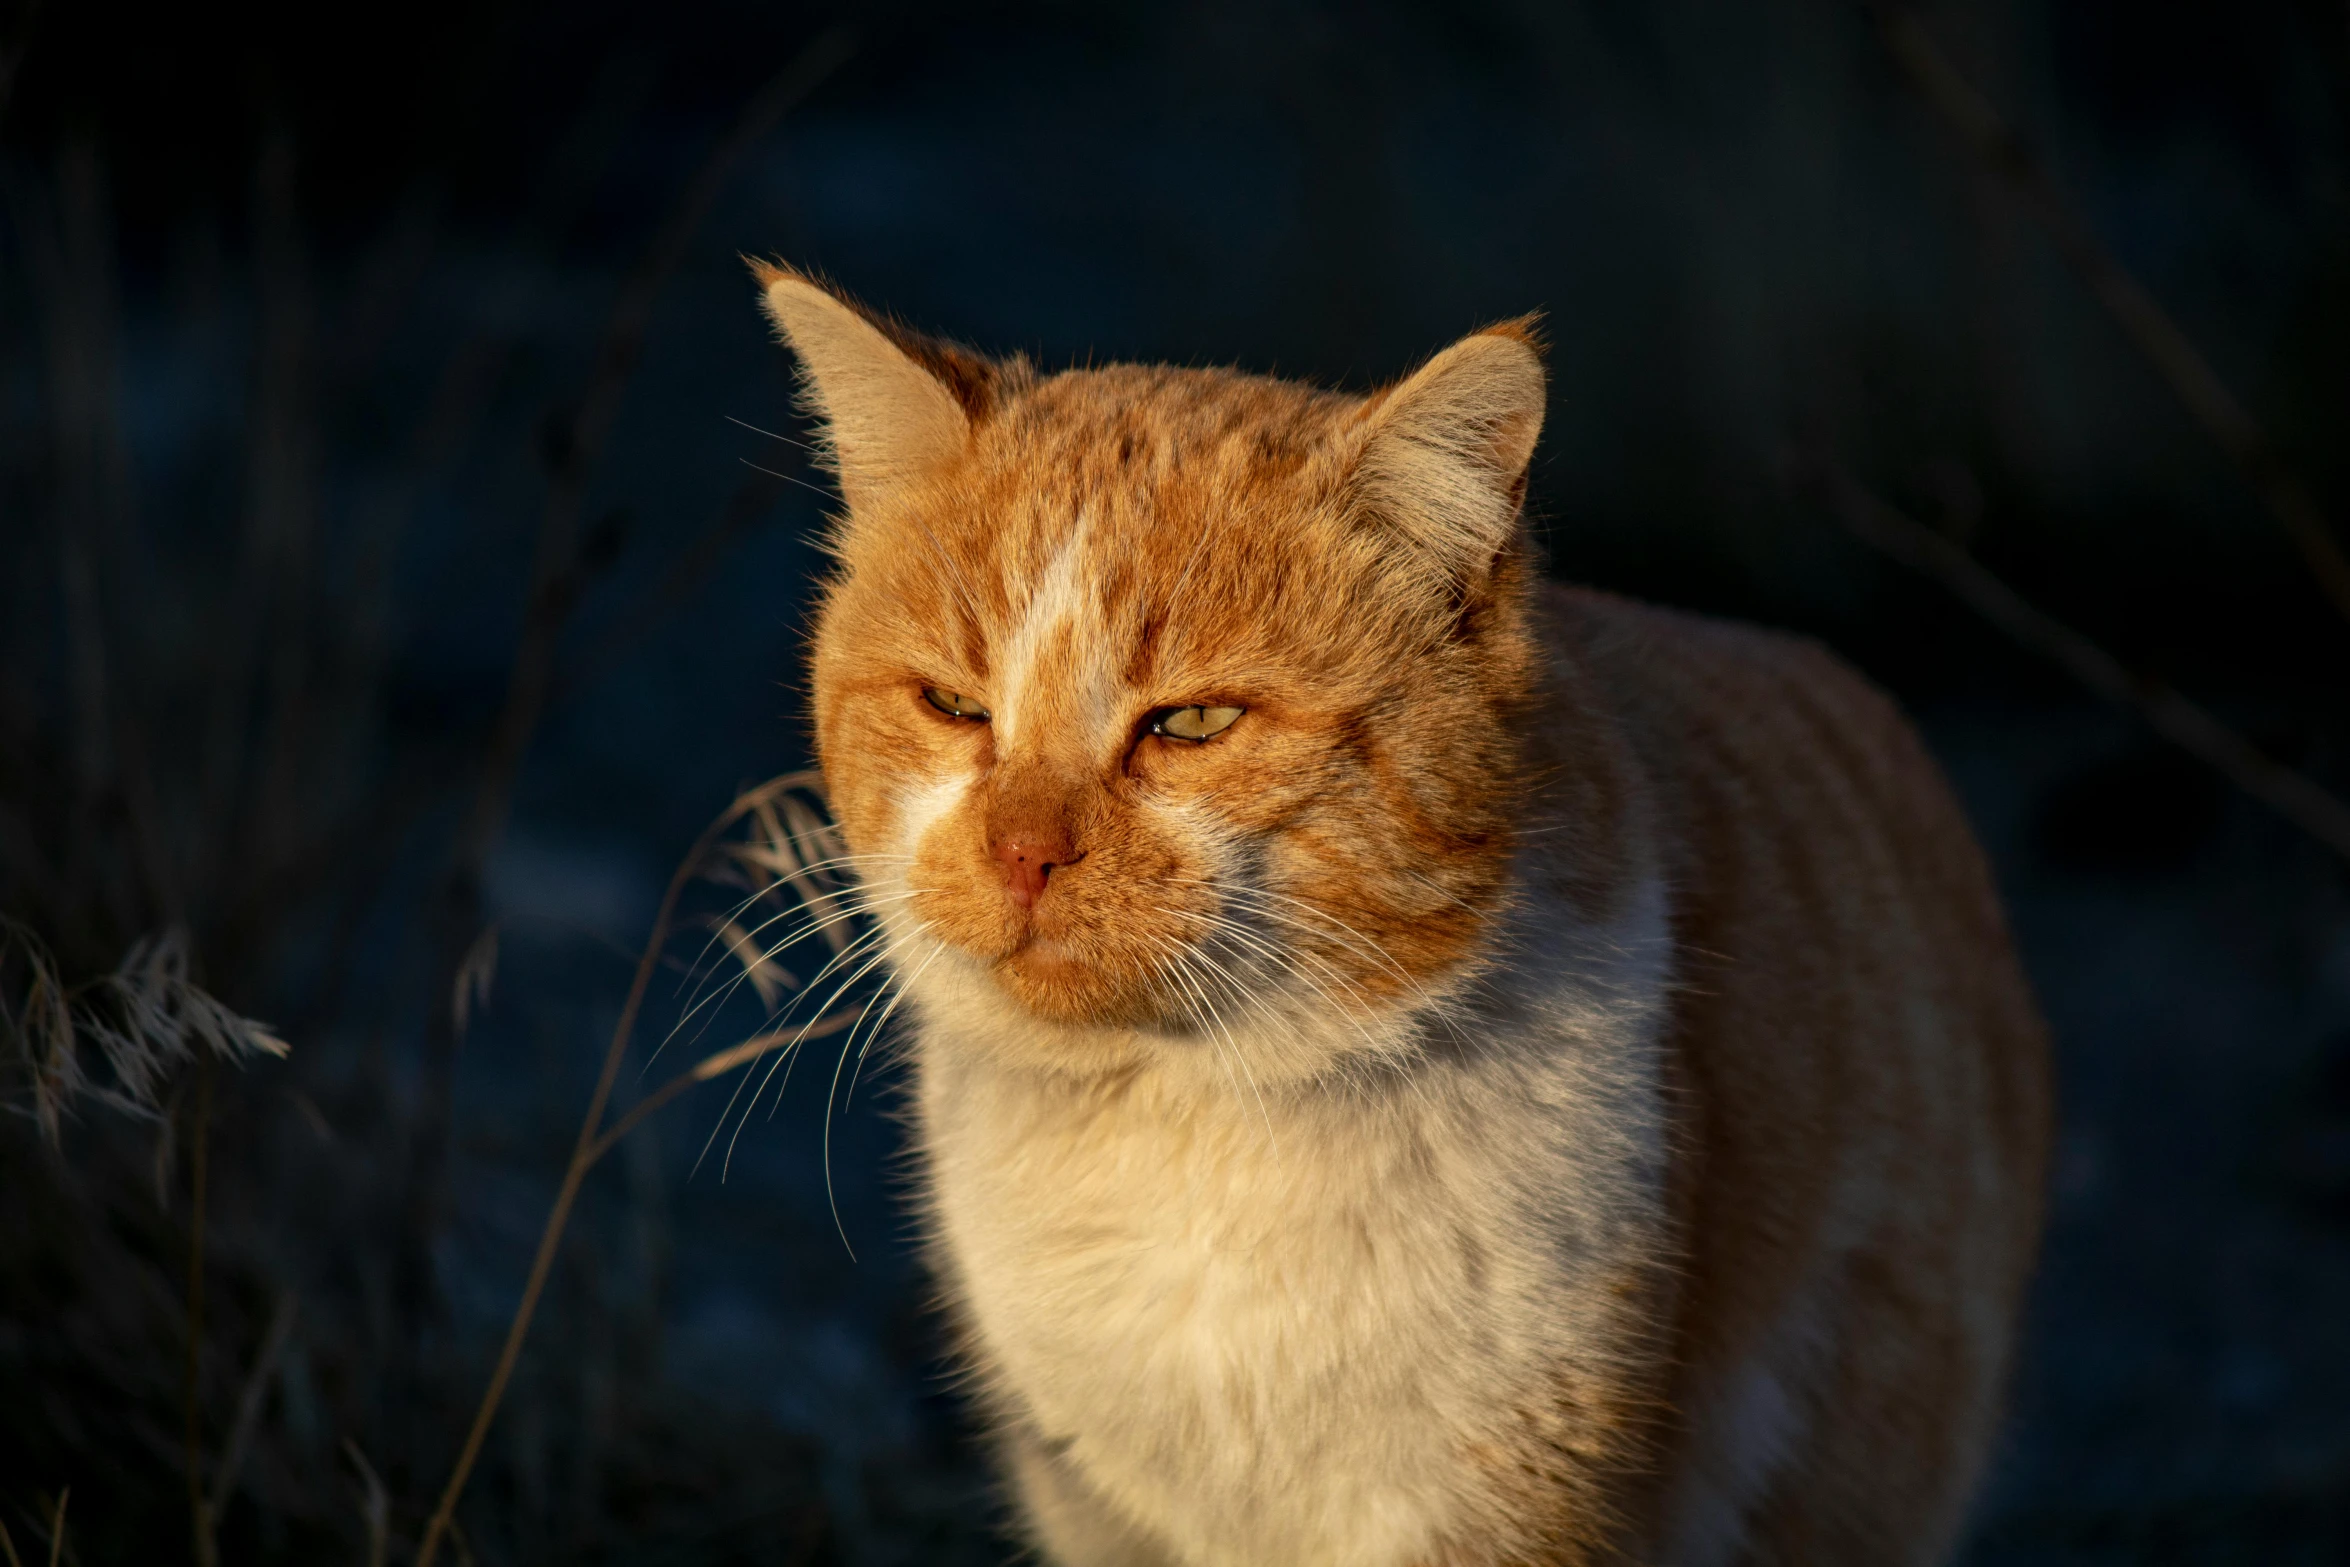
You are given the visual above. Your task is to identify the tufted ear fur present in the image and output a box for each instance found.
[1350,319,1546,585]
[752,261,1000,514]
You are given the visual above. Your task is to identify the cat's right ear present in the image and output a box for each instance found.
[751,261,995,513]
[1348,319,1546,588]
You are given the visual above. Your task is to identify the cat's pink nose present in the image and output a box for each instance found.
[991,833,1077,909]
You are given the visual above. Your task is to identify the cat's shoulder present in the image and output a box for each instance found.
[1526,578,1989,932]
[1533,580,1928,788]
[1537,581,1882,714]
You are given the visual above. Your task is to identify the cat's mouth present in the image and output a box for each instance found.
[996,932,1110,994]
[1006,933,1079,963]
[983,925,1177,1027]
[902,836,1227,1028]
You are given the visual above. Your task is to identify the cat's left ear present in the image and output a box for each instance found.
[1349,318,1545,583]
[750,260,1009,514]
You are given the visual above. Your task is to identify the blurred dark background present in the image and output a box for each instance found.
[4,0,2348,1561]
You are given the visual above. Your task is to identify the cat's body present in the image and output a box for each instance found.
[753,266,2050,1565]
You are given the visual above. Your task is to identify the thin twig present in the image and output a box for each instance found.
[0,1514,22,1567]
[403,26,854,1312]
[275,64,663,995]
[342,1442,387,1567]
[451,24,854,883]
[1795,449,2350,864]
[1871,3,2350,625]
[550,464,791,705]
[184,1059,215,1567]
[414,775,816,1566]
[43,1492,63,1567]
[207,1293,298,1525]
[586,1010,859,1166]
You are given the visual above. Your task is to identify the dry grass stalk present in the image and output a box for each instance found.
[2,32,870,1563]
[0,921,287,1142]
[343,1443,388,1567]
[207,1293,298,1533]
[404,26,858,1322]
[1872,2,2350,625]
[1797,450,2350,864]
[586,1012,859,1167]
[185,1060,213,1567]
[449,24,854,884]
[451,925,500,1043]
[415,771,866,1566]
[549,465,794,704]
[268,73,672,1042]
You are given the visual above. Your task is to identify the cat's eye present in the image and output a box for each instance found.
[923,687,990,721]
[1151,705,1244,742]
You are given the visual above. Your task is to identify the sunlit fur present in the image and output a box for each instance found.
[756,262,2052,1567]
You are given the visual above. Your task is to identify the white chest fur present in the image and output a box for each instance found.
[910,885,1673,1567]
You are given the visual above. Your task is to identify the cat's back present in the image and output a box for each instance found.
[1534,582,2047,1165]
[1534,583,2052,1563]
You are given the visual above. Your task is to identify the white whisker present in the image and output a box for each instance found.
[824,936,946,1258]
[1141,930,1281,1157]
[1176,947,1285,1155]
[712,923,917,1182]
[651,888,924,1074]
[1191,880,1479,1054]
[689,921,895,1180]
[1165,903,1453,1115]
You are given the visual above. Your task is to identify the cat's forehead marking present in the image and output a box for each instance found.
[994,508,1122,749]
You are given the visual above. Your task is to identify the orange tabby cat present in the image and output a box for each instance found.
[752,261,2050,1567]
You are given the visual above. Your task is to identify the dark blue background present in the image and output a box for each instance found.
[4,1,2348,1559]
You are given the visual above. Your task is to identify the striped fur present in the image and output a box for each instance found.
[755,264,2051,1566]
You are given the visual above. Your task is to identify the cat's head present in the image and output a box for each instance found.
[759,264,1547,1082]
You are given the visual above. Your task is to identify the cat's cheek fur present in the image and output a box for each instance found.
[904,777,1027,963]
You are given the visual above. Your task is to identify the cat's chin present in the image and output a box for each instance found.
[991,939,1164,1029]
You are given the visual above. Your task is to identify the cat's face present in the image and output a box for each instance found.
[763,268,1547,1080]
